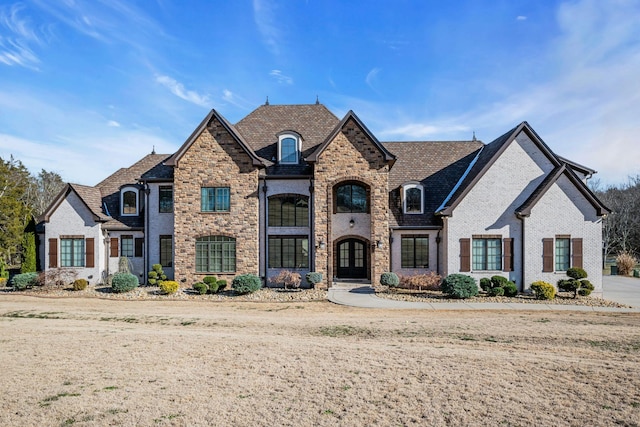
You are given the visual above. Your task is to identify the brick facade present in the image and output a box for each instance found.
[172,118,260,284]
[313,119,391,284]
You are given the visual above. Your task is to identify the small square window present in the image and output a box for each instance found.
[201,187,230,212]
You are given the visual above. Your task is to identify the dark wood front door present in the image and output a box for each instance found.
[337,238,367,279]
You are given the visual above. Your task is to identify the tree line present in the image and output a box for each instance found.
[0,155,65,272]
[590,176,640,262]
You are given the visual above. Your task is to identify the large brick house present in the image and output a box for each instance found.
[38,102,609,294]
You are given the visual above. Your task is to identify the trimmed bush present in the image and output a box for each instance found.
[193,282,208,295]
[203,276,217,286]
[441,274,478,299]
[111,272,139,293]
[616,252,637,276]
[566,267,587,280]
[207,282,219,294]
[503,282,518,297]
[490,275,509,288]
[305,272,323,287]
[380,272,399,287]
[232,274,262,294]
[531,281,556,300]
[216,280,227,292]
[488,286,504,297]
[479,278,492,292]
[159,280,179,295]
[72,279,88,291]
[11,272,39,291]
[578,279,594,297]
[148,264,167,286]
[0,278,7,287]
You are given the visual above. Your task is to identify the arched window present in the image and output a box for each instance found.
[268,195,309,227]
[278,132,301,164]
[121,188,139,216]
[195,236,236,273]
[335,182,369,213]
[403,183,423,214]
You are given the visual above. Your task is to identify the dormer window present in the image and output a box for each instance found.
[121,186,139,216]
[403,183,423,214]
[278,132,301,164]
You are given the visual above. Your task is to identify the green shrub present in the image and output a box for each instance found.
[111,272,139,293]
[531,281,556,300]
[72,279,88,291]
[193,282,208,295]
[578,279,594,297]
[159,280,179,294]
[203,276,217,286]
[0,261,9,279]
[11,272,39,291]
[380,272,399,287]
[21,231,37,273]
[479,278,492,292]
[305,272,323,287]
[488,286,504,297]
[232,274,261,294]
[207,282,219,294]
[441,274,478,299]
[502,282,518,297]
[216,280,227,292]
[490,275,509,288]
[566,267,587,280]
[148,264,167,286]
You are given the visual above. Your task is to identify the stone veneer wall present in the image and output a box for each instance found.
[173,119,260,285]
[313,118,391,285]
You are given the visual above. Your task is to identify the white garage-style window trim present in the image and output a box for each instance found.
[402,183,424,214]
[278,131,302,164]
[121,186,140,216]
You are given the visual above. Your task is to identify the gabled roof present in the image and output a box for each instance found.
[165,109,265,168]
[40,183,109,223]
[306,110,396,165]
[97,153,172,230]
[516,164,610,217]
[384,141,483,227]
[234,103,340,162]
[557,155,597,176]
[437,121,562,216]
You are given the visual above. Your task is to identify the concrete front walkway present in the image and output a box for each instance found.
[327,277,640,312]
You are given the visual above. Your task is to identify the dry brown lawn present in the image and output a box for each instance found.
[1,295,639,427]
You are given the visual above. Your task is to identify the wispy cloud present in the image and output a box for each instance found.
[155,75,209,107]
[269,69,293,84]
[107,120,120,127]
[516,15,527,21]
[0,4,42,69]
[221,89,255,111]
[253,0,280,54]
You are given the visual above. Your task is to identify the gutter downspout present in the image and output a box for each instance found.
[309,178,315,283]
[261,177,268,285]
[436,229,441,276]
[519,215,525,292]
[144,183,150,285]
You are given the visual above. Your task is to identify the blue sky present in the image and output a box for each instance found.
[0,0,639,187]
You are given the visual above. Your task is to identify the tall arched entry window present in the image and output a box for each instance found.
[334,181,369,213]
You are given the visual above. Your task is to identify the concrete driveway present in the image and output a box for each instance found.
[602,275,640,308]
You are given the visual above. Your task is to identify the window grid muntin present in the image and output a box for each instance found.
[268,236,309,269]
[201,187,230,212]
[336,183,368,213]
[405,187,422,213]
[159,186,173,213]
[121,236,134,258]
[401,236,429,268]
[555,238,570,271]
[280,137,297,163]
[472,238,502,271]
[123,191,137,215]
[61,238,84,267]
[268,196,309,227]
[160,235,172,268]
[195,236,236,273]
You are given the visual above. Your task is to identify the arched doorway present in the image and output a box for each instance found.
[336,238,368,279]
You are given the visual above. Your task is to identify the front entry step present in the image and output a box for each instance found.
[332,279,372,289]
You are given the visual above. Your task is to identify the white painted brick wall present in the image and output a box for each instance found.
[147,182,174,279]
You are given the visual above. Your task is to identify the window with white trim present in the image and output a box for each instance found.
[403,183,423,214]
[121,187,139,216]
[278,133,300,164]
